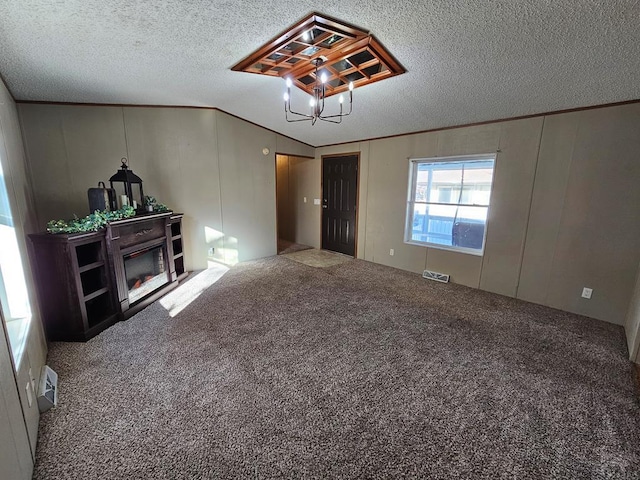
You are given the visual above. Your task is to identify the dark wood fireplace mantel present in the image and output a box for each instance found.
[28,212,187,341]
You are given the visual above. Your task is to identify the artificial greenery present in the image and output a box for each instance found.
[47,205,136,234]
[143,195,170,213]
[47,194,172,234]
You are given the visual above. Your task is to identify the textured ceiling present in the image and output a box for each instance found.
[1,1,639,147]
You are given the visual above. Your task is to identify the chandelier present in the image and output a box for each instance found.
[283,58,353,125]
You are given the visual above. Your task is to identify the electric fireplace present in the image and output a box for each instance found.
[107,212,180,319]
[124,244,169,304]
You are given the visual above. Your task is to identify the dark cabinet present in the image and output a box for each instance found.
[28,231,119,341]
[28,212,188,341]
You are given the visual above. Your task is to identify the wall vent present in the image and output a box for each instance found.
[37,365,58,413]
[422,270,450,283]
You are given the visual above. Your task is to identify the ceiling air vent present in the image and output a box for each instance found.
[422,270,450,283]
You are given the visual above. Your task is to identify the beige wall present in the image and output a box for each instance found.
[289,155,322,249]
[18,105,314,269]
[123,107,223,268]
[0,78,48,478]
[276,155,294,242]
[0,320,31,480]
[314,104,640,327]
[518,106,640,324]
[276,154,317,246]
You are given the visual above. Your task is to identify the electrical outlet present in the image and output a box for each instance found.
[581,287,593,299]
[389,248,394,256]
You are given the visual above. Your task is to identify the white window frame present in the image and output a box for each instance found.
[404,153,496,256]
[0,155,33,364]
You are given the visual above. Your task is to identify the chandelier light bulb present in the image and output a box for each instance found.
[282,58,354,124]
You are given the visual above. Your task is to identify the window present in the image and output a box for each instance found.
[0,158,32,363]
[405,154,496,255]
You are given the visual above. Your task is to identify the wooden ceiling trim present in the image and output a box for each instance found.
[232,12,405,97]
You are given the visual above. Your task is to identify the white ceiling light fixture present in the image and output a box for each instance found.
[284,58,354,125]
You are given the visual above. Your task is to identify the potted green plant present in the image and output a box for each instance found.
[143,195,170,213]
[143,195,156,212]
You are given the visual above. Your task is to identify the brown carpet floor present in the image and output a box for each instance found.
[33,256,640,479]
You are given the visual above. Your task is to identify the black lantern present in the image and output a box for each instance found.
[109,158,144,211]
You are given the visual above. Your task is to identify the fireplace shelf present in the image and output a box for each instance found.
[84,287,109,302]
[28,212,187,341]
[169,215,188,282]
[78,260,105,273]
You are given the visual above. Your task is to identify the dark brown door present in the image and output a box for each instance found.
[322,155,358,256]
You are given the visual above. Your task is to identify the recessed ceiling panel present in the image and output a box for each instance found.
[231,12,405,97]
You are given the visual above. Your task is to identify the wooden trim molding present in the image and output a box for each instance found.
[15,100,315,149]
[274,152,315,160]
[318,98,640,148]
[15,97,640,150]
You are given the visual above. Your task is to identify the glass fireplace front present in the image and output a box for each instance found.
[124,244,168,304]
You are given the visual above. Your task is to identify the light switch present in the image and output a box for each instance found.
[303,197,307,203]
[29,367,36,393]
[314,199,321,205]
[26,382,33,407]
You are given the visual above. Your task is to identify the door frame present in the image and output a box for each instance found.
[320,152,361,257]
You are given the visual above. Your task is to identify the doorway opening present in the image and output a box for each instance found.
[321,153,359,257]
[275,154,314,255]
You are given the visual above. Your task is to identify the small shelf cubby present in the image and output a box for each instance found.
[85,292,115,328]
[169,214,187,281]
[80,265,109,297]
[75,241,103,267]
